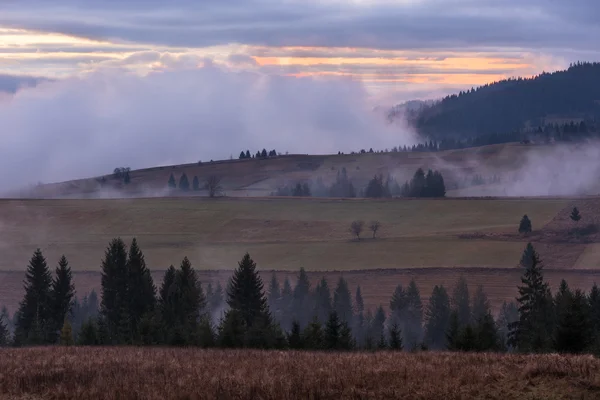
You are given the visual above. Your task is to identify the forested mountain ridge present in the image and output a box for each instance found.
[412,62,600,138]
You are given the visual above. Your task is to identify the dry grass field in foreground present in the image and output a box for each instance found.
[0,347,599,400]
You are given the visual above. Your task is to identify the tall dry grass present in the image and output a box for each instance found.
[0,348,599,399]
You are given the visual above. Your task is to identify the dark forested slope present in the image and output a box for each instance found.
[413,62,600,138]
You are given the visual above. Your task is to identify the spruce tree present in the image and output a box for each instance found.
[218,308,246,348]
[324,311,341,350]
[333,277,354,324]
[555,289,591,353]
[0,313,10,347]
[451,276,470,328]
[192,176,200,191]
[292,268,311,328]
[388,322,403,350]
[60,318,74,346]
[471,285,491,323]
[510,243,554,352]
[314,277,332,324]
[177,257,206,333]
[303,317,324,350]
[404,279,424,350]
[474,312,501,352]
[168,173,177,189]
[280,277,294,330]
[15,249,54,345]
[424,285,451,349]
[518,215,532,234]
[179,173,190,191]
[50,255,75,343]
[371,305,386,344]
[100,238,129,344]
[519,242,536,269]
[266,274,282,326]
[588,283,600,351]
[126,238,156,338]
[339,321,354,350]
[446,311,460,351]
[287,320,304,349]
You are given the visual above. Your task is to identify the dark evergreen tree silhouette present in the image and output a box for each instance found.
[126,238,156,340]
[167,173,176,189]
[471,285,491,323]
[303,317,324,350]
[388,322,403,350]
[424,285,451,349]
[287,320,304,349]
[50,255,75,343]
[15,249,54,345]
[0,313,10,346]
[519,242,536,269]
[510,243,554,352]
[100,238,129,344]
[292,268,311,329]
[192,176,200,191]
[519,215,532,234]
[179,173,190,191]
[451,276,470,328]
[324,311,341,350]
[333,277,354,324]
[314,277,332,324]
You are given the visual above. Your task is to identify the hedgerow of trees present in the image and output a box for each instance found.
[3,240,600,355]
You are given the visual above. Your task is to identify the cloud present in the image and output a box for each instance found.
[0,64,414,192]
[1,0,599,53]
[0,74,46,93]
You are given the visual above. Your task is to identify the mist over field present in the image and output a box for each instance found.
[0,64,415,193]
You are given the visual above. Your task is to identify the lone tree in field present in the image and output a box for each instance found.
[518,215,532,234]
[369,221,381,239]
[570,207,581,223]
[205,175,223,198]
[350,220,364,240]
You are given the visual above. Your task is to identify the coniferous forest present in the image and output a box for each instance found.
[2,238,600,356]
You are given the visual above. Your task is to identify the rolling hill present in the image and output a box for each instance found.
[411,62,600,138]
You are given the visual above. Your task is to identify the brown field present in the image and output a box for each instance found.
[1,347,599,399]
[2,194,600,314]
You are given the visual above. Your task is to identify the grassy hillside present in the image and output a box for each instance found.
[1,347,598,399]
[28,142,564,199]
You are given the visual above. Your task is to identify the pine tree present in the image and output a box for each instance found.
[100,238,129,344]
[126,238,156,339]
[60,318,74,346]
[519,242,536,269]
[424,285,451,349]
[287,320,304,349]
[371,305,386,344]
[303,317,324,350]
[388,322,403,350]
[510,243,554,352]
[267,273,281,322]
[471,285,491,323]
[333,277,354,324]
[339,321,354,350]
[474,312,501,352]
[0,313,10,346]
[588,283,600,351]
[518,215,532,234]
[279,277,294,331]
[555,289,591,353]
[179,173,190,191]
[292,268,311,328]
[15,249,54,345]
[176,257,206,334]
[570,207,581,223]
[451,276,470,328]
[225,253,275,347]
[192,176,200,191]
[168,173,177,189]
[446,311,460,351]
[404,279,424,350]
[314,277,332,324]
[218,308,246,348]
[324,311,341,350]
[50,255,75,343]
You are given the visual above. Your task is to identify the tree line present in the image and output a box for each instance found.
[167,173,223,197]
[239,149,278,159]
[2,240,599,354]
[272,168,446,199]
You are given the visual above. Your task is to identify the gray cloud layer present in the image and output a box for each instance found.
[1,0,599,53]
[0,64,413,192]
[0,74,45,94]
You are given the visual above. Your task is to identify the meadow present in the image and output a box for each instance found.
[0,347,598,399]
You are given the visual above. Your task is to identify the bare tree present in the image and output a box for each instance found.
[369,221,381,238]
[205,175,223,198]
[350,220,364,240]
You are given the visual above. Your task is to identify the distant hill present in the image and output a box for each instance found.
[412,62,600,138]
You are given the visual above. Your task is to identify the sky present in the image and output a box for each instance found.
[0,0,599,190]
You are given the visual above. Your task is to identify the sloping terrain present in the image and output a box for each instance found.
[26,142,555,199]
